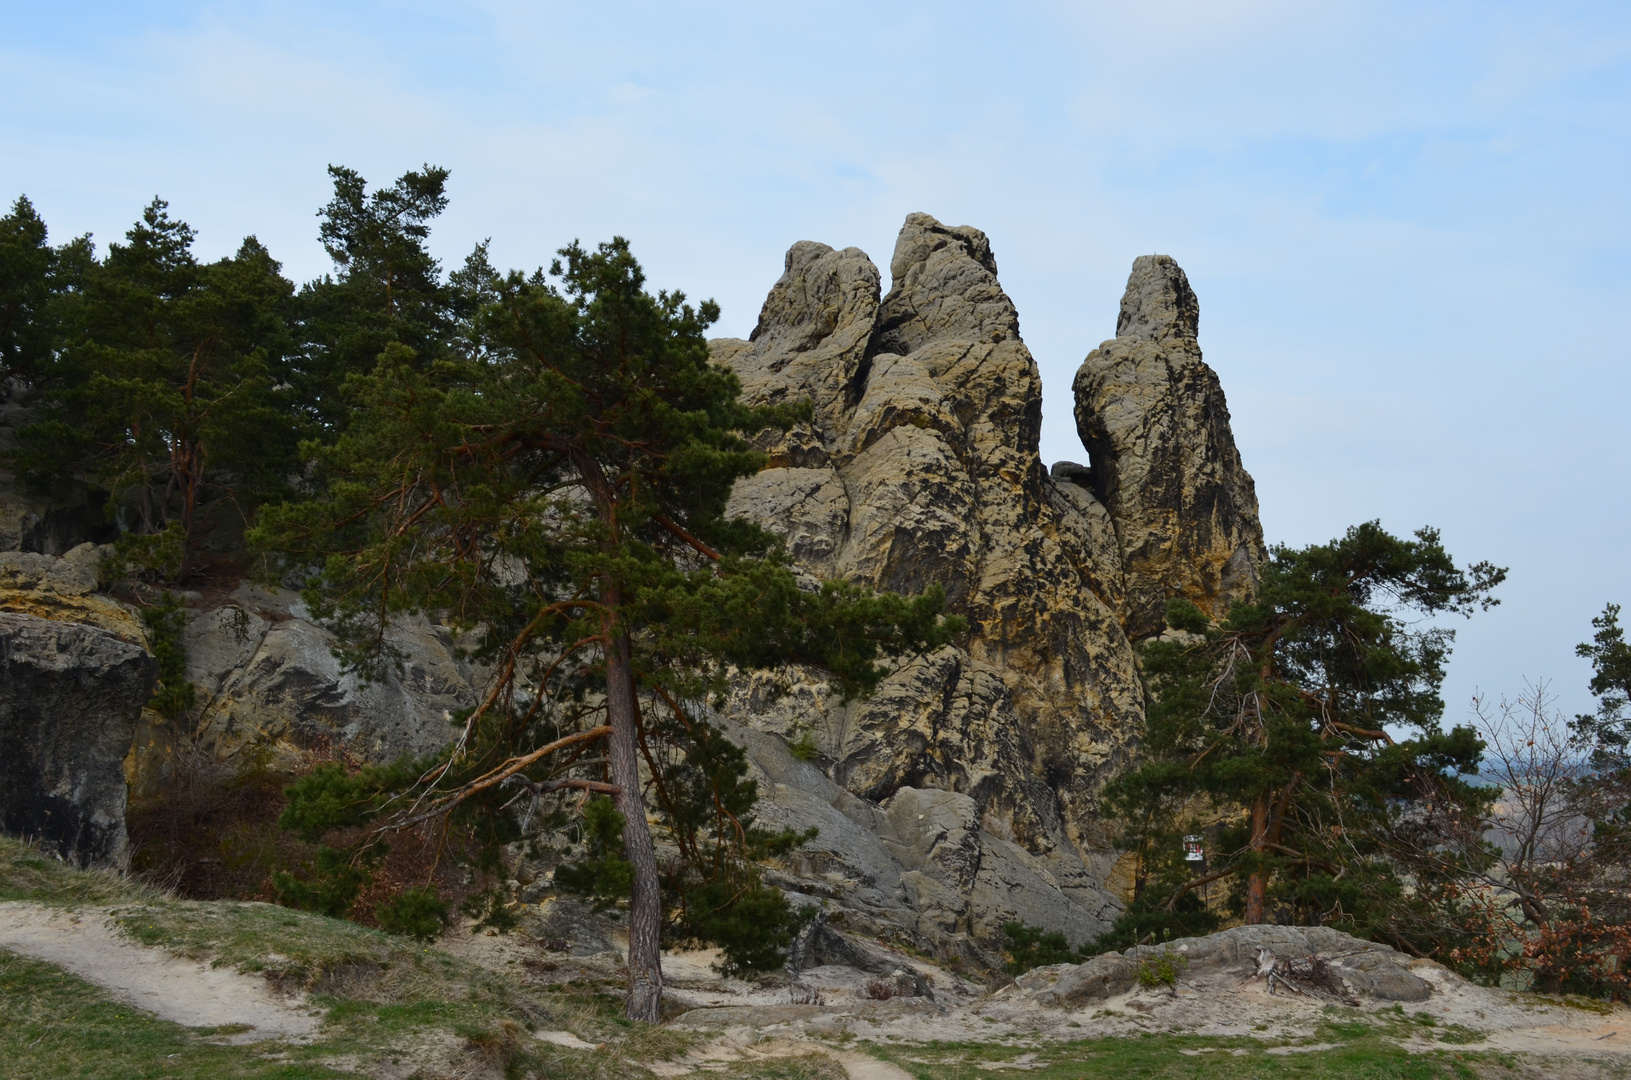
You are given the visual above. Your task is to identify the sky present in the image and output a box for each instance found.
[4,1,1629,727]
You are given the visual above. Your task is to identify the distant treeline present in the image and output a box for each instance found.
[0,165,476,577]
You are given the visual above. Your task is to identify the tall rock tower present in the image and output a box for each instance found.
[711,218,1265,959]
[1072,255,1265,639]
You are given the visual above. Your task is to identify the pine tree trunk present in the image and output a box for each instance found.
[604,619,664,1022]
[1245,794,1268,925]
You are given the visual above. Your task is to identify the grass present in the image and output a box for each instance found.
[1,835,1620,1079]
[0,949,350,1080]
[863,1033,1516,1080]
[0,835,157,907]
[0,835,702,1079]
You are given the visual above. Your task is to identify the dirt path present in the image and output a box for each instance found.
[0,902,318,1042]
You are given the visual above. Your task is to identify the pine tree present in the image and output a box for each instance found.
[8,199,299,578]
[0,196,59,380]
[1103,522,1504,937]
[1575,604,1631,770]
[293,166,462,436]
[254,236,962,1020]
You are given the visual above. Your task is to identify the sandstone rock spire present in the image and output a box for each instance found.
[1072,255,1264,639]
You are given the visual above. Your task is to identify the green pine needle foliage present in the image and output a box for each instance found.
[139,590,196,721]
[1103,522,1506,945]
[1001,922,1087,975]
[375,886,451,942]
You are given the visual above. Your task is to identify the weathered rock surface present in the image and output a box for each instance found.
[0,545,156,867]
[1015,924,1433,1008]
[178,582,481,764]
[1072,255,1265,638]
[0,605,154,867]
[713,217,1263,954]
[0,220,1266,962]
[0,544,479,845]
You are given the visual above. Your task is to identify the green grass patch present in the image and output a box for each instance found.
[0,949,350,1080]
[863,1033,1510,1079]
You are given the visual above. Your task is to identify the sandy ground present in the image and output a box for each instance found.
[439,915,1631,1071]
[0,901,319,1042]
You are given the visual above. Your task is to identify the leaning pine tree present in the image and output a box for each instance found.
[1100,522,1505,948]
[254,237,962,1021]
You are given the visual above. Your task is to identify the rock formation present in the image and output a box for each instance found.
[0,547,155,867]
[1072,256,1264,638]
[1013,924,1434,1008]
[711,216,1263,958]
[0,217,1264,960]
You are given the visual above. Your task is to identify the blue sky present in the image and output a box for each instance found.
[5,1,1629,725]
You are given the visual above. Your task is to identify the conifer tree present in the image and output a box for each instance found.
[8,199,299,578]
[0,196,60,380]
[1103,522,1504,938]
[294,165,461,436]
[255,237,962,1021]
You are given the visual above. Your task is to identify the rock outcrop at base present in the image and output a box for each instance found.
[0,549,155,867]
[1015,925,1434,1008]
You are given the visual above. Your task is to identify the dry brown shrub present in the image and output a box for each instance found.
[127,734,498,931]
[862,977,907,1000]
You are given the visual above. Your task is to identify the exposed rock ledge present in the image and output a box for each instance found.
[1012,924,1434,1009]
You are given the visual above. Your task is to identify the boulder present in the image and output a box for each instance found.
[1016,925,1436,1006]
[1015,952,1138,1007]
[0,611,155,867]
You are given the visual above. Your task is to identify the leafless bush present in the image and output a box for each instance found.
[787,984,825,1005]
[1254,949,1356,1005]
[1447,682,1631,996]
[863,976,915,1000]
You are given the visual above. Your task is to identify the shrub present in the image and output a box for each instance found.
[788,724,820,762]
[1001,921,1084,975]
[139,590,197,721]
[863,977,908,1000]
[1137,950,1188,989]
[376,886,450,941]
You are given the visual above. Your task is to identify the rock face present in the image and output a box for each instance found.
[178,582,481,764]
[1072,256,1264,638]
[0,549,155,867]
[711,216,1264,958]
[1014,924,1434,1008]
[0,219,1264,961]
